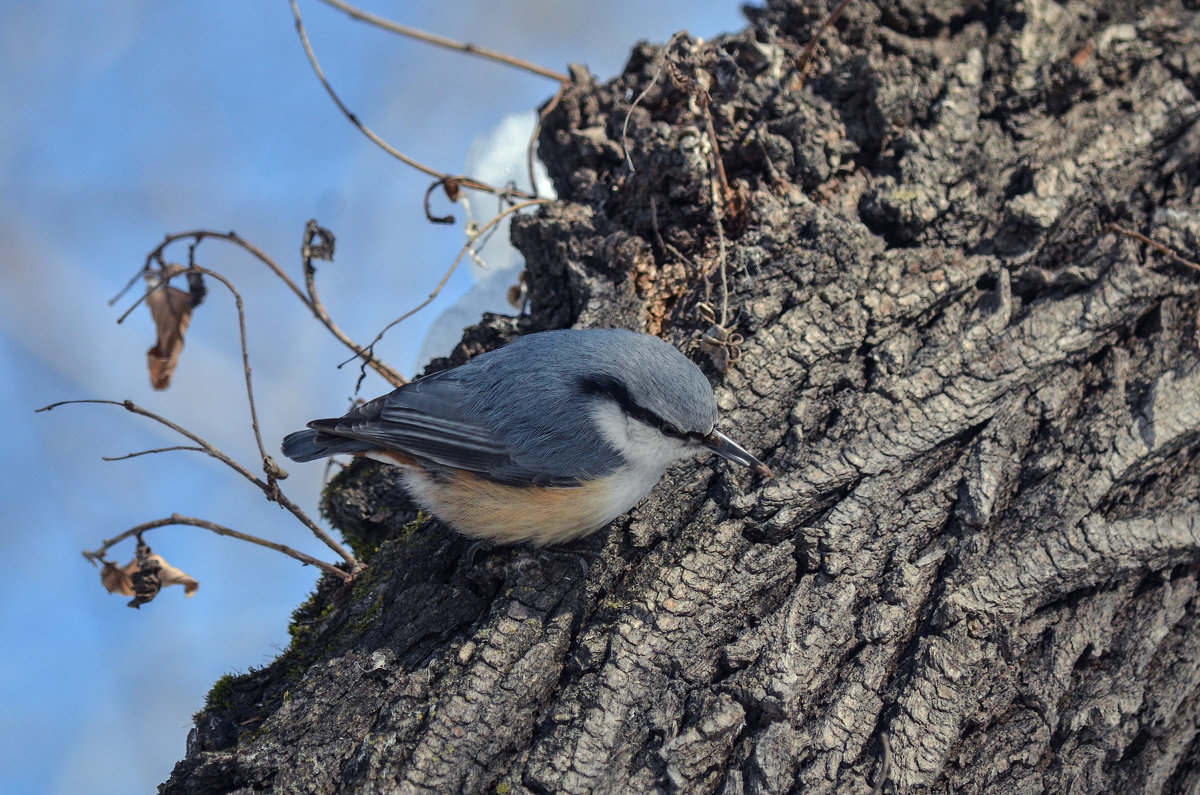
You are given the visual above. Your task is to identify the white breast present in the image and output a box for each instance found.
[587,400,698,511]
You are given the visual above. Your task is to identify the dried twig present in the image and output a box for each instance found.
[118,257,277,474]
[700,83,732,328]
[460,192,510,269]
[794,0,854,87]
[870,733,892,795]
[188,265,278,480]
[113,231,297,308]
[1107,222,1200,273]
[639,34,732,213]
[699,95,734,215]
[117,229,405,388]
[317,0,569,84]
[82,514,352,583]
[290,0,536,201]
[102,445,206,461]
[711,202,730,327]
[298,221,407,387]
[649,196,696,271]
[621,32,687,173]
[424,179,461,225]
[529,84,565,197]
[37,399,362,574]
[694,200,744,372]
[354,199,551,363]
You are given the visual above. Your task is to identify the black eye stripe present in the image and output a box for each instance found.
[578,375,691,438]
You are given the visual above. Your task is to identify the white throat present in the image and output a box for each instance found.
[589,401,697,477]
[584,400,699,524]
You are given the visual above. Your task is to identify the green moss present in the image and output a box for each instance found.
[203,673,238,713]
[337,522,381,563]
[496,783,512,794]
[191,472,454,749]
[399,511,430,538]
[237,721,272,744]
[317,460,369,525]
[343,588,386,640]
[318,452,439,562]
[318,461,387,560]
[362,590,384,623]
[342,493,433,562]
[348,542,395,599]
[379,511,435,553]
[887,185,924,202]
[287,588,337,647]
[195,665,268,724]
[318,477,343,526]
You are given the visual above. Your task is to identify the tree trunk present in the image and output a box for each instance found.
[164,0,1200,792]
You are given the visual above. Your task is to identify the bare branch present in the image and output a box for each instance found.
[355,199,551,357]
[621,33,686,173]
[318,0,569,84]
[37,399,361,572]
[82,514,353,583]
[299,223,407,387]
[1107,222,1200,273]
[289,0,536,200]
[118,229,405,388]
[113,230,306,308]
[528,85,565,198]
[711,201,730,327]
[794,0,854,87]
[700,96,734,218]
[102,445,206,461]
[178,265,275,481]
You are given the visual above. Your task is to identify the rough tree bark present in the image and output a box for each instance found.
[164,0,1200,792]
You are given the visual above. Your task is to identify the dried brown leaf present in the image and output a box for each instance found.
[145,277,195,390]
[100,561,135,596]
[506,270,528,309]
[102,550,199,607]
[149,554,200,597]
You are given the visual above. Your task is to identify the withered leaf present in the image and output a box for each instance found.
[303,220,336,261]
[151,554,200,597]
[506,270,528,309]
[129,553,162,608]
[100,551,199,608]
[145,272,196,390]
[100,561,135,596]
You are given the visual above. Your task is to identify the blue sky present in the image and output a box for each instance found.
[0,1,746,791]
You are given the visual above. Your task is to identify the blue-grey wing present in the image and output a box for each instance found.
[304,370,575,487]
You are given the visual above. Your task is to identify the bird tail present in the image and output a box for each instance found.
[281,428,374,462]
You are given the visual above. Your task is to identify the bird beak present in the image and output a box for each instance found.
[702,429,773,478]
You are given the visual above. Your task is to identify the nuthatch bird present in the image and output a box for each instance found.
[282,328,771,545]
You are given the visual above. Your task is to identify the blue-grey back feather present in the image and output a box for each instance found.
[281,428,376,461]
[280,329,718,486]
